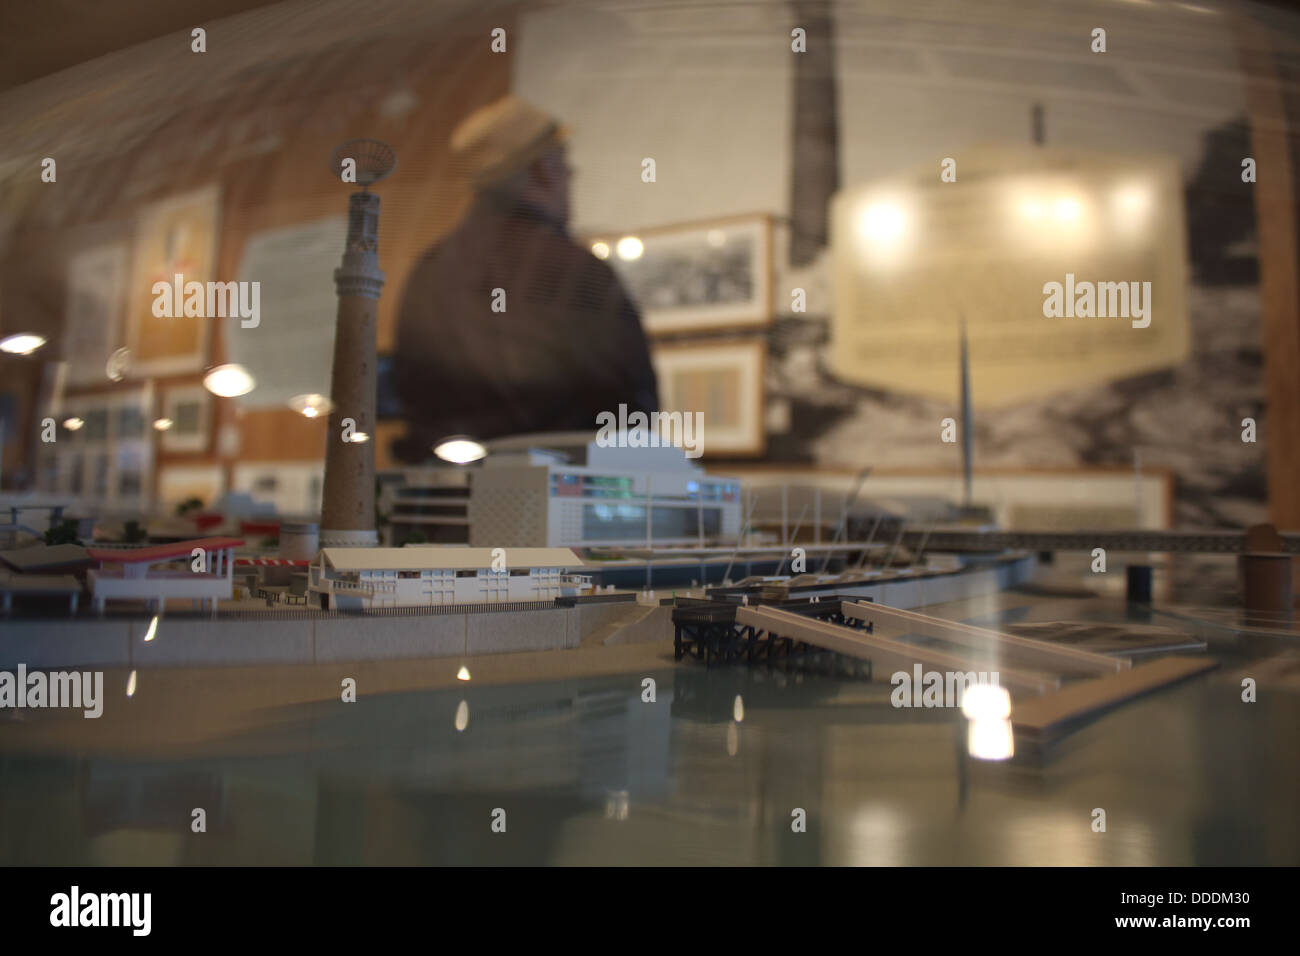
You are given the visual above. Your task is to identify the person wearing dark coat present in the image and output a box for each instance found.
[393,96,658,462]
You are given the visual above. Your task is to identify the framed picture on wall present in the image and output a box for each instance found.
[231,461,325,518]
[159,384,211,453]
[586,214,772,336]
[46,385,154,510]
[651,338,766,457]
[229,215,346,409]
[64,242,128,386]
[125,185,220,377]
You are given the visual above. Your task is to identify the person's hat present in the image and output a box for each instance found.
[450,95,566,189]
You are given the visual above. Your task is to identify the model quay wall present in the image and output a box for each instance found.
[0,555,1035,670]
[0,598,638,670]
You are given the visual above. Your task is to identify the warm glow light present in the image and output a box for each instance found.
[63,417,85,431]
[1019,198,1045,220]
[968,717,1015,760]
[346,431,369,444]
[964,685,1013,761]
[434,437,487,464]
[143,615,159,642]
[616,236,644,261]
[1114,185,1149,211]
[733,694,745,723]
[1112,183,1151,230]
[961,684,1011,720]
[858,202,906,242]
[455,699,469,732]
[153,418,173,431]
[126,669,138,697]
[288,393,331,419]
[1053,197,1082,222]
[590,240,610,260]
[0,333,46,355]
[203,364,255,397]
[456,665,471,681]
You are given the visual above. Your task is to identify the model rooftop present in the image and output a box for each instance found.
[317,546,585,571]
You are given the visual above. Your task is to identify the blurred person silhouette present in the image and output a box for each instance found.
[393,95,658,462]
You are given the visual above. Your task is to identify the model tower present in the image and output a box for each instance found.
[319,140,396,547]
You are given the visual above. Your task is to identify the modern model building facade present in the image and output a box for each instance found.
[377,466,472,546]
[469,442,742,549]
[307,546,590,610]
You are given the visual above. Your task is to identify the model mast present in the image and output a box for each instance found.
[959,318,974,511]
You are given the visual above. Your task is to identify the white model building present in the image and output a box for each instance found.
[87,537,242,613]
[377,465,471,546]
[469,441,742,549]
[307,546,591,610]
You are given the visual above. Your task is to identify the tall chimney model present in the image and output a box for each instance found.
[319,139,396,547]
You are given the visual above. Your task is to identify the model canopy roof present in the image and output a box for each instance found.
[319,547,585,571]
[86,537,245,564]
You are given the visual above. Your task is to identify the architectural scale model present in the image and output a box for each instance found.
[469,440,742,549]
[307,546,590,610]
[85,537,243,613]
[318,140,395,549]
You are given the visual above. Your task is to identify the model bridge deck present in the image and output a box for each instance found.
[672,595,1216,744]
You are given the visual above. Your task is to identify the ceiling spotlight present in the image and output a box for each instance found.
[63,417,85,431]
[0,333,46,355]
[590,240,610,260]
[203,363,255,398]
[456,665,471,681]
[434,436,487,464]
[616,236,644,261]
[288,393,332,419]
[153,417,174,431]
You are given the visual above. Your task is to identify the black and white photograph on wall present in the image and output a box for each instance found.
[588,215,772,335]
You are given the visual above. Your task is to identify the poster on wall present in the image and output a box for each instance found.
[651,338,765,456]
[125,185,220,377]
[230,216,346,410]
[64,243,128,386]
[829,147,1190,407]
[156,464,225,512]
[158,384,211,453]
